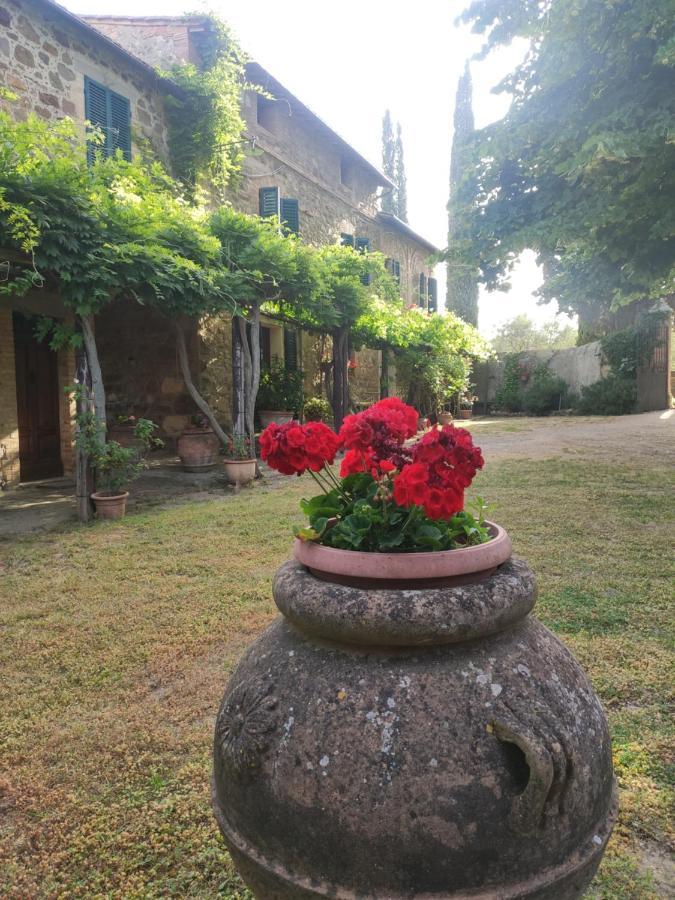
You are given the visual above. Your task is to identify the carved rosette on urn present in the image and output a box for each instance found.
[212,549,617,899]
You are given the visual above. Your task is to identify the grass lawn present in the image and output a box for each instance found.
[0,448,673,898]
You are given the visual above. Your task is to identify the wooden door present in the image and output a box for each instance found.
[13,314,63,481]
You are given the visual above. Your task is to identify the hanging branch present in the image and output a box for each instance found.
[175,321,232,446]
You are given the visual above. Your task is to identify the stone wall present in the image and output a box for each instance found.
[0,307,20,487]
[475,342,606,407]
[0,0,171,162]
[96,299,200,443]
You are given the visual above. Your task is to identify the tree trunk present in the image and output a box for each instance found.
[174,321,231,447]
[380,349,390,399]
[246,302,261,453]
[75,341,95,522]
[331,326,350,431]
[232,317,245,436]
[79,313,106,431]
[236,316,253,435]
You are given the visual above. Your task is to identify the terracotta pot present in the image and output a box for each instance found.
[177,427,219,472]
[224,458,256,485]
[91,491,128,519]
[213,544,617,899]
[259,411,294,429]
[459,407,473,419]
[293,521,511,589]
[439,411,454,426]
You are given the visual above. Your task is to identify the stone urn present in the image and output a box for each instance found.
[177,425,219,472]
[212,532,617,899]
[259,410,295,429]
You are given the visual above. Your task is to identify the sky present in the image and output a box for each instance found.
[63,0,575,337]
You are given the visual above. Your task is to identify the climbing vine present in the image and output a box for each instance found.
[162,15,250,199]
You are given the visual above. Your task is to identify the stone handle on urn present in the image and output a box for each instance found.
[492,718,556,836]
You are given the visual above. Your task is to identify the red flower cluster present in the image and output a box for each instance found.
[339,397,418,470]
[393,425,484,520]
[260,421,340,476]
[340,448,396,478]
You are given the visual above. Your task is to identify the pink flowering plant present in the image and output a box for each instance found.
[260,398,491,552]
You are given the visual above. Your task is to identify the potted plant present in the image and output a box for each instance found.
[107,414,145,458]
[75,401,160,519]
[177,413,220,472]
[213,398,616,899]
[303,396,332,424]
[223,434,256,486]
[438,406,454,426]
[256,359,304,429]
[459,394,475,419]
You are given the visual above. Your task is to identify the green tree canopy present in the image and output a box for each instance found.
[452,0,675,318]
[490,314,577,354]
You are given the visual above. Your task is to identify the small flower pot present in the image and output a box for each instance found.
[293,521,512,589]
[259,411,294,429]
[439,411,454,426]
[459,407,473,419]
[91,491,129,519]
[223,458,256,486]
[177,427,220,472]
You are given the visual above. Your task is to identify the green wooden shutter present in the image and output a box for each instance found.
[428,277,438,313]
[110,90,131,160]
[283,327,298,371]
[341,233,354,247]
[84,76,108,164]
[259,187,280,219]
[418,273,427,307]
[280,198,300,235]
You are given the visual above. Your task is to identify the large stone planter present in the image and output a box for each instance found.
[212,544,617,899]
[259,410,295,429]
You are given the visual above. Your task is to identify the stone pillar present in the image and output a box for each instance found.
[0,308,20,488]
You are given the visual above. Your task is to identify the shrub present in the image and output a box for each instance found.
[575,375,637,415]
[521,364,569,415]
[303,396,332,423]
[494,356,524,412]
[256,360,304,413]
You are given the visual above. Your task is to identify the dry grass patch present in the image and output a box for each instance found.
[0,453,673,898]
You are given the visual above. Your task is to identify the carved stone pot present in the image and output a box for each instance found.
[212,554,617,899]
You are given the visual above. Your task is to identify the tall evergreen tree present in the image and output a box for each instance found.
[381,109,396,214]
[394,122,408,222]
[446,63,479,326]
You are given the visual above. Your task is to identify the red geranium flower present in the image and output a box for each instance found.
[260,421,340,475]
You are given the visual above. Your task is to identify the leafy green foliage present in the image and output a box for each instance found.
[256,360,304,413]
[163,15,249,199]
[0,113,235,320]
[520,364,569,416]
[575,375,637,416]
[491,314,577,353]
[454,0,675,315]
[298,474,489,553]
[494,355,526,412]
[303,396,332,423]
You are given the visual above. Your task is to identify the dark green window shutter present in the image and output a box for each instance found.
[110,90,131,160]
[341,233,354,247]
[355,237,371,285]
[84,76,108,164]
[428,277,438,313]
[393,260,401,284]
[85,77,131,163]
[259,186,280,219]
[283,327,299,371]
[418,273,427,307]
[280,198,300,235]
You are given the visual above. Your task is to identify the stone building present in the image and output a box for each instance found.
[0,5,439,488]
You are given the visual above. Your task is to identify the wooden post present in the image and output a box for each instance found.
[232,317,245,436]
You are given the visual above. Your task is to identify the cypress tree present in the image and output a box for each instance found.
[447,63,478,326]
[394,122,408,222]
[381,109,396,214]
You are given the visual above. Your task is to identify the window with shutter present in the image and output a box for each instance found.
[283,327,299,371]
[259,326,272,368]
[418,273,428,308]
[259,187,281,219]
[280,198,300,235]
[341,233,355,248]
[84,76,131,163]
[355,237,372,286]
[428,277,438,313]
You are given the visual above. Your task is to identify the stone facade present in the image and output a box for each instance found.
[0,0,172,161]
[0,7,440,485]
